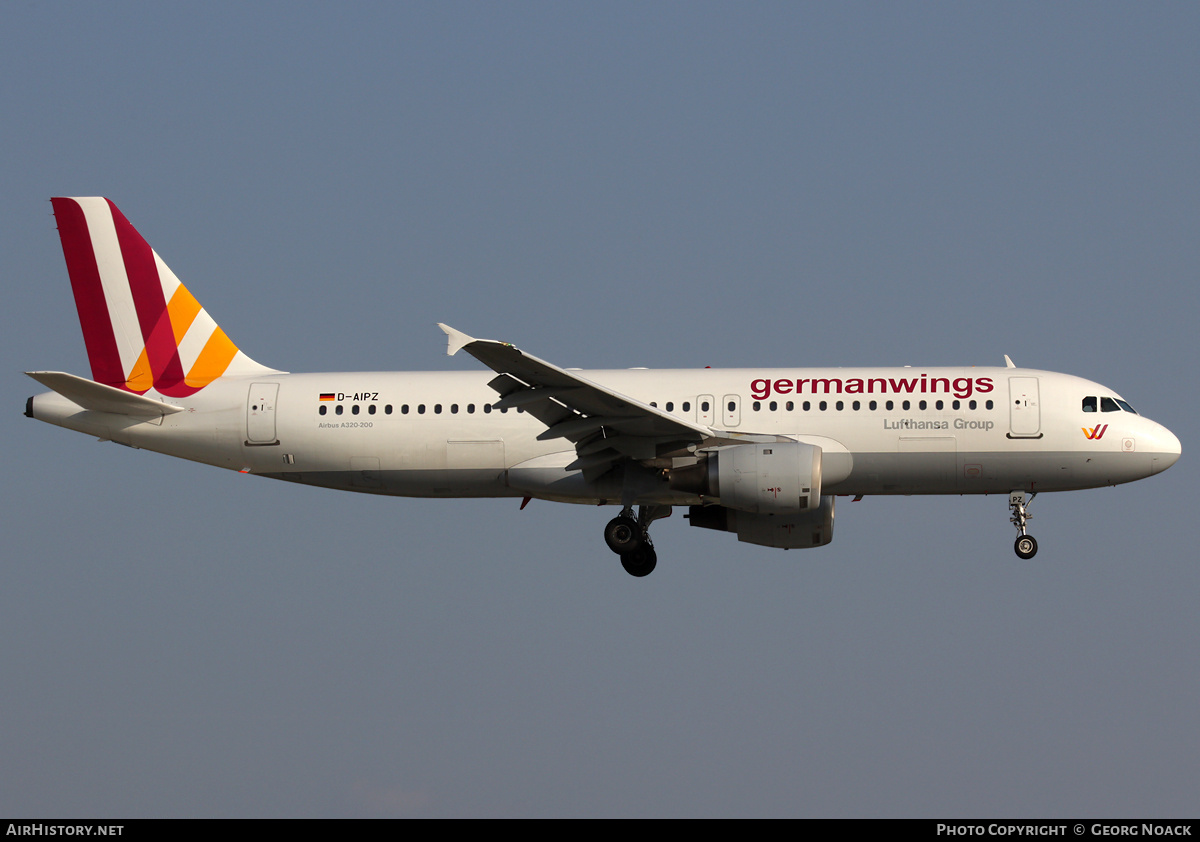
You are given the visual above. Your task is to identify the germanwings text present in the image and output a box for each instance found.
[751,375,994,401]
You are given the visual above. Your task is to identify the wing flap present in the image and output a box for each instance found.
[494,386,582,410]
[536,414,631,442]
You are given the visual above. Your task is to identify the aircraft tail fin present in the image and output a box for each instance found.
[50,197,277,398]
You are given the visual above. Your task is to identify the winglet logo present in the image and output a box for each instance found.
[1082,424,1109,440]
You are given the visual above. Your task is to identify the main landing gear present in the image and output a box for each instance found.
[604,505,671,577]
[1009,490,1038,559]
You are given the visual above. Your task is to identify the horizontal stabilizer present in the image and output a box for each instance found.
[26,371,183,418]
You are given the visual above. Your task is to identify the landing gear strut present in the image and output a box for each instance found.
[1009,490,1038,559]
[604,505,671,576]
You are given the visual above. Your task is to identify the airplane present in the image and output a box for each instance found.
[25,197,1182,576]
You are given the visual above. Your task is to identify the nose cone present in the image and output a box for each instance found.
[1150,425,1182,475]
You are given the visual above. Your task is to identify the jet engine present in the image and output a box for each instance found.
[668,442,822,514]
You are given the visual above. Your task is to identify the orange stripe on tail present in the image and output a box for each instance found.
[185,327,239,387]
[167,284,204,346]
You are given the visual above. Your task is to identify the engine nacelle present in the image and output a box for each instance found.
[669,442,822,514]
[687,496,836,549]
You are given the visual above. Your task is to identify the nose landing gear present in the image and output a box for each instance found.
[604,505,671,576]
[1009,491,1038,559]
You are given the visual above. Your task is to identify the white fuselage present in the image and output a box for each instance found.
[29,365,1182,505]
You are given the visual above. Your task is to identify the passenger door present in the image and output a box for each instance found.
[1008,377,1041,437]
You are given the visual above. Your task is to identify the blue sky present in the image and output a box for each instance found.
[3,2,1197,817]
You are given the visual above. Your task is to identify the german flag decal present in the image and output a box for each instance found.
[319,393,336,401]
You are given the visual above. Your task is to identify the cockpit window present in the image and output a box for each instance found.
[1087,394,1138,414]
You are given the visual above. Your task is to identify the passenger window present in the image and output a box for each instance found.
[336,405,344,415]
[1082,396,1097,413]
[985,400,993,410]
[468,404,475,413]
[752,401,761,411]
[319,405,327,416]
[666,402,674,412]
[682,401,691,412]
[352,405,360,415]
[1101,397,1120,412]
[368,404,376,415]
[786,401,794,411]
[387,405,394,414]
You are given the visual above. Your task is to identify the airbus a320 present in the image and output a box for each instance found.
[26,198,1182,576]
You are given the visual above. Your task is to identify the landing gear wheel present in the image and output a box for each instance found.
[1008,491,1039,560]
[620,544,657,577]
[604,515,643,555]
[1014,535,1038,560]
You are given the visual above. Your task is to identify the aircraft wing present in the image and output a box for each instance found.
[439,324,728,475]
